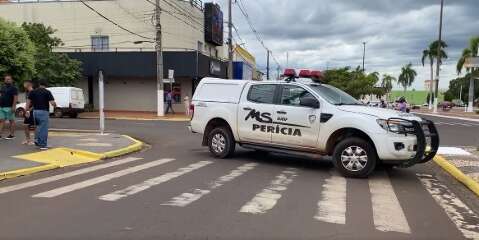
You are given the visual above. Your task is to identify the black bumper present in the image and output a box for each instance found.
[397,119,440,168]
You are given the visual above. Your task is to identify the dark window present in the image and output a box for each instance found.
[91,35,109,51]
[247,84,276,104]
[281,85,314,106]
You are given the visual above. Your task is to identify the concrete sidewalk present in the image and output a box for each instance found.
[0,131,143,181]
[79,111,190,121]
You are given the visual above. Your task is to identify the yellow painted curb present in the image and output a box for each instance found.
[434,155,479,197]
[102,135,144,159]
[0,135,144,181]
[0,164,59,181]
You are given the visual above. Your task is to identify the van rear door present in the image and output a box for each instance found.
[70,88,85,109]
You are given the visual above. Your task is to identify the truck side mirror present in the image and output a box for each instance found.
[300,97,320,109]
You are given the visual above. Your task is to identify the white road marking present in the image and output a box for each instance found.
[417,174,479,240]
[32,158,175,198]
[438,147,471,156]
[436,121,456,126]
[0,157,143,194]
[162,163,258,207]
[99,161,213,201]
[369,171,411,234]
[239,168,297,214]
[314,172,347,224]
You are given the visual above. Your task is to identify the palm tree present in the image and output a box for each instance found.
[381,74,396,102]
[457,36,479,112]
[422,40,448,108]
[398,63,417,94]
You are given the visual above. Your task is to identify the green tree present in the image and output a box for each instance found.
[422,40,448,105]
[381,74,396,101]
[322,67,384,99]
[21,22,81,86]
[398,63,417,93]
[0,18,35,83]
[457,36,479,111]
[444,75,479,102]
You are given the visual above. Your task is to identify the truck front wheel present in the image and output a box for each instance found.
[332,137,377,178]
[208,127,235,158]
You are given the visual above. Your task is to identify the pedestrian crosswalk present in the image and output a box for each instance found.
[1,157,479,239]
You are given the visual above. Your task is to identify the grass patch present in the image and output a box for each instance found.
[390,90,445,105]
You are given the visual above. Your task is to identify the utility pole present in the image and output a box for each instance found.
[433,0,444,113]
[156,0,164,116]
[286,52,289,68]
[266,50,270,80]
[98,70,105,135]
[228,0,233,79]
[362,42,366,71]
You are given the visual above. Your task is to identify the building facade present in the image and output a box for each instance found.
[0,0,230,112]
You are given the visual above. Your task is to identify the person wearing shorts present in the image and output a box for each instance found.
[0,74,18,140]
[22,80,35,145]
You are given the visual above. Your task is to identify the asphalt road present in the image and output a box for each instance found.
[416,114,479,147]
[0,118,478,240]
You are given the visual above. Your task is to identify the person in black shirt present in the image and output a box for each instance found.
[22,80,36,145]
[0,74,18,140]
[25,81,56,150]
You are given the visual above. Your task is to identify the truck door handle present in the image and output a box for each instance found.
[277,111,287,115]
[243,107,252,111]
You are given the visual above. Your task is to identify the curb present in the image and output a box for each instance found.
[79,116,190,122]
[434,155,479,197]
[102,135,144,159]
[0,134,144,182]
[0,164,59,181]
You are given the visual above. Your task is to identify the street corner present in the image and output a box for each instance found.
[0,131,144,181]
[434,146,479,196]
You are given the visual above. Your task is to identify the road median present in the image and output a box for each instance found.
[0,132,144,181]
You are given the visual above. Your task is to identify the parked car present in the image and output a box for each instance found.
[16,87,85,118]
[189,77,439,178]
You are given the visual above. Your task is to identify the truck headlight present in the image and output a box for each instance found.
[376,119,414,134]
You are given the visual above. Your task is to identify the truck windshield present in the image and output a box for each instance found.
[309,84,363,105]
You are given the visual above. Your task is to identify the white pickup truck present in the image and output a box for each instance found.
[189,77,439,178]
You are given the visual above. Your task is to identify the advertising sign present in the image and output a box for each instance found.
[204,3,224,46]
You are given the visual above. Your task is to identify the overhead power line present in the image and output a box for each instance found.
[79,0,154,40]
[236,0,282,69]
[143,0,204,33]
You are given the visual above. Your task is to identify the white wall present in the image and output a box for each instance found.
[82,77,191,112]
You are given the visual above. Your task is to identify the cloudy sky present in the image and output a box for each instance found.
[215,0,478,90]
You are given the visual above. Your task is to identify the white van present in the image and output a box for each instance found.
[16,87,85,118]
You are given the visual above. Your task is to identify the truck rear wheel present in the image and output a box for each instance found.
[332,137,376,178]
[208,127,235,158]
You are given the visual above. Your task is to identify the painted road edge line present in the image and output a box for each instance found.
[433,155,479,197]
[415,112,479,123]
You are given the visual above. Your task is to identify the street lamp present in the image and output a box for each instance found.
[433,0,444,113]
[362,42,366,72]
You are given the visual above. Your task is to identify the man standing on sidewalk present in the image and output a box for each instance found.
[22,80,35,145]
[0,74,18,140]
[25,81,56,150]
[165,90,175,115]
